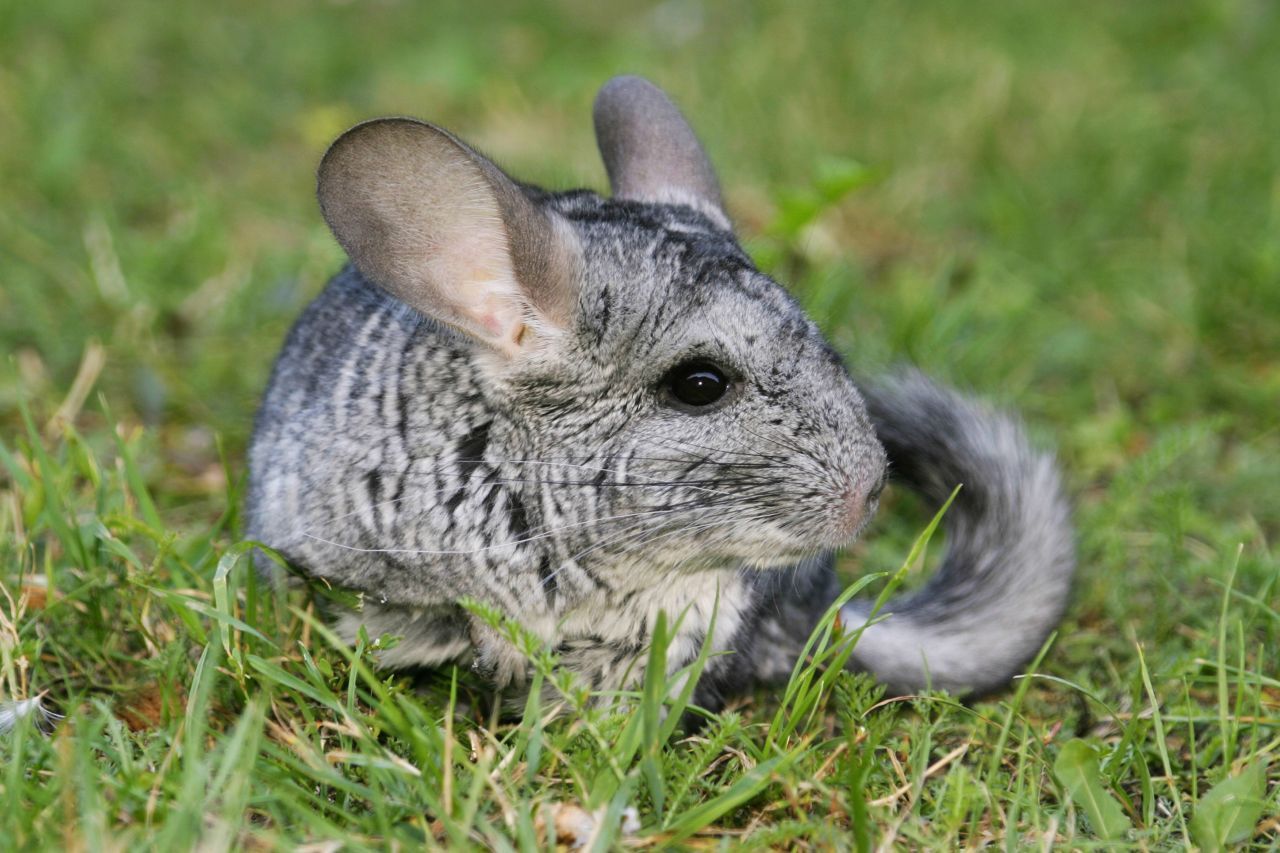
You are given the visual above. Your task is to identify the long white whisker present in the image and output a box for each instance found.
[553,504,734,580]
[301,504,696,557]
[539,518,666,588]
[297,449,743,539]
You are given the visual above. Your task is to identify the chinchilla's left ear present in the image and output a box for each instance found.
[593,75,729,229]
[317,118,580,357]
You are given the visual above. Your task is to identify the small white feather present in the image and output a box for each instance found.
[0,694,63,735]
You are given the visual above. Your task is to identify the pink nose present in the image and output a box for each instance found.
[839,471,887,536]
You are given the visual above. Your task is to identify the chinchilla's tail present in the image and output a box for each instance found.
[843,372,1075,695]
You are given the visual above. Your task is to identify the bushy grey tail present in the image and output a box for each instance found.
[843,372,1075,695]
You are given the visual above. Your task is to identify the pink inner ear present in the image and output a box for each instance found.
[419,242,531,355]
[468,288,529,356]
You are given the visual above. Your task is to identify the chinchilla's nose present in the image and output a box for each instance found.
[837,455,888,538]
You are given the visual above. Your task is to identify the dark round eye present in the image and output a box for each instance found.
[665,361,731,408]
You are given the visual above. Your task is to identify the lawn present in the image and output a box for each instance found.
[2,0,1278,848]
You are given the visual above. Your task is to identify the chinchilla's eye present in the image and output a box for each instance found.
[665,360,731,409]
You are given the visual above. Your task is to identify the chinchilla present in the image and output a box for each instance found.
[247,75,1074,708]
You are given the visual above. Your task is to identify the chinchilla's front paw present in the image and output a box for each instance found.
[466,619,531,688]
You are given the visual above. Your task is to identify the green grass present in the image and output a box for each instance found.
[2,0,1278,847]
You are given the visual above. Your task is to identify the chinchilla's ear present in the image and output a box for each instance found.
[593,75,728,228]
[317,118,579,357]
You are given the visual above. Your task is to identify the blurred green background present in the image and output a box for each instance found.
[4,0,1280,629]
[6,0,1280,616]
[2,0,1278,844]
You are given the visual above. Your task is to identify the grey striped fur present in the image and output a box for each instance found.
[247,76,1074,709]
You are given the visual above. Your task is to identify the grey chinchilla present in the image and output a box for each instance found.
[247,76,1074,708]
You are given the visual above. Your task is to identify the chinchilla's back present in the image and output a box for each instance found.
[249,265,510,608]
[250,271,387,584]
[251,269,383,473]
[253,271,378,513]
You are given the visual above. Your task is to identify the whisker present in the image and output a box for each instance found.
[538,518,666,588]
[301,504,693,557]
[631,430,817,482]
[308,452,745,534]
[736,422,807,457]
[500,458,733,497]
[627,429,791,463]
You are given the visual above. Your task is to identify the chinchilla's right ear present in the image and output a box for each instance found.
[317,118,579,358]
[593,75,729,230]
